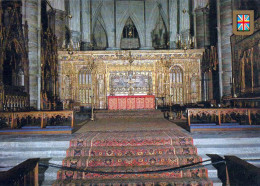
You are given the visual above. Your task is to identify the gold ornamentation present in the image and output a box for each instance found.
[58,50,204,109]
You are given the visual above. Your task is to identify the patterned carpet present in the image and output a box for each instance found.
[53,129,212,185]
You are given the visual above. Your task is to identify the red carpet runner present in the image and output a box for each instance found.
[53,130,212,185]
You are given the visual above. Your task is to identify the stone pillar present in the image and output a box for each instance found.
[218,0,233,97]
[179,0,190,38]
[81,0,91,50]
[105,0,118,50]
[48,0,66,48]
[143,0,156,50]
[169,0,178,49]
[69,0,81,44]
[195,7,210,48]
[25,0,41,110]
[0,0,3,86]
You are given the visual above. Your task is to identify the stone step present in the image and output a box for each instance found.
[211,177,223,186]
[66,145,197,157]
[246,160,260,168]
[0,157,64,167]
[193,137,260,146]
[0,141,70,148]
[196,144,260,155]
[39,166,59,186]
[0,147,67,158]
[206,165,218,179]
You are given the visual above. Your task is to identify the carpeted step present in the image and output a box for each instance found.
[53,177,213,186]
[56,167,209,180]
[62,154,202,168]
[70,131,193,147]
[66,145,197,157]
[54,129,212,186]
[95,110,164,119]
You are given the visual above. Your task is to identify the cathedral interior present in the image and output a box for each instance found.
[0,0,259,185]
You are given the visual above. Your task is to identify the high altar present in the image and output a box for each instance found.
[58,50,204,110]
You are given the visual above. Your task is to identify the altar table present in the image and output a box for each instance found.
[108,95,155,110]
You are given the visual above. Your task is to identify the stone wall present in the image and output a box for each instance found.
[67,0,192,50]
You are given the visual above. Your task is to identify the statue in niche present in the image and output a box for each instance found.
[120,18,140,49]
[98,75,104,96]
[17,68,24,87]
[64,75,71,100]
[191,75,198,103]
[152,15,168,49]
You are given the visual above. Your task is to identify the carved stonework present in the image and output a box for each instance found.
[58,49,204,109]
[231,17,260,100]
[0,0,29,112]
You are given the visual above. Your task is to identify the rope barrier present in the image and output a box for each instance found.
[38,159,227,175]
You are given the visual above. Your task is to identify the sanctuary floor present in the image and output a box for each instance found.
[75,117,186,133]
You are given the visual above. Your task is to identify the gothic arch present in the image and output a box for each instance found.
[116,12,145,48]
[120,17,140,49]
[147,3,169,48]
[152,14,168,49]
[93,13,108,50]
[3,39,27,87]
[92,0,104,31]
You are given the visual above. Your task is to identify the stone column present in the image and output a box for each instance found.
[105,0,118,50]
[81,0,91,50]
[25,0,41,109]
[0,0,3,86]
[218,0,233,97]
[144,0,156,50]
[47,0,67,49]
[179,0,190,38]
[195,7,210,48]
[69,0,81,44]
[169,0,178,49]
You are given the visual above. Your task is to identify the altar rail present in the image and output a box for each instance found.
[187,108,260,126]
[0,158,39,186]
[0,111,74,129]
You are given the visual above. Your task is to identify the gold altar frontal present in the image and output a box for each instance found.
[58,50,204,110]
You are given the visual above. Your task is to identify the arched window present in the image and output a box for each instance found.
[78,69,92,104]
[170,66,184,105]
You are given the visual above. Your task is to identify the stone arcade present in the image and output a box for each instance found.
[0,0,259,186]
